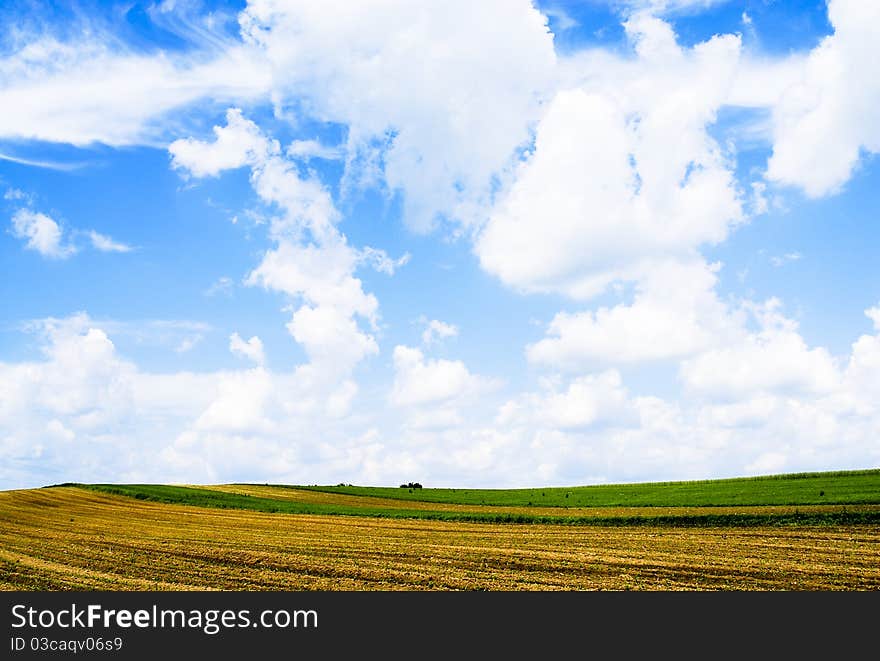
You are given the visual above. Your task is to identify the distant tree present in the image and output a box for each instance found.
[399,482,423,489]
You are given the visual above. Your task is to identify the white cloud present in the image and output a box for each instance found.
[3,309,880,490]
[639,0,733,12]
[765,0,880,197]
[390,345,497,408]
[421,319,459,347]
[10,209,132,258]
[229,332,265,365]
[46,419,75,442]
[10,209,76,258]
[247,242,373,316]
[358,246,410,276]
[3,1,875,212]
[195,367,274,433]
[0,314,375,488]
[287,305,378,375]
[1,314,136,429]
[286,139,343,161]
[4,188,28,201]
[172,109,382,390]
[0,152,88,171]
[98,318,211,352]
[237,0,557,231]
[698,396,781,429]
[325,380,358,419]
[169,108,277,177]
[0,0,548,235]
[866,306,880,331]
[840,305,880,415]
[680,300,841,400]
[542,6,577,31]
[0,35,270,146]
[745,451,788,475]
[477,17,743,298]
[88,230,133,253]
[502,370,637,430]
[527,259,735,368]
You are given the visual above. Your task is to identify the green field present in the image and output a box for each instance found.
[74,468,880,527]
[294,468,880,506]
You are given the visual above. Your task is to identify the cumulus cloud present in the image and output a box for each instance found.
[500,371,637,431]
[477,17,743,298]
[4,0,556,232]
[169,108,277,177]
[3,307,880,490]
[236,0,557,231]
[172,109,382,402]
[0,314,379,488]
[9,207,133,259]
[0,315,138,486]
[840,305,880,415]
[765,0,880,197]
[527,260,735,368]
[229,332,265,365]
[9,209,76,258]
[287,305,378,374]
[3,1,874,208]
[195,367,274,433]
[495,296,880,485]
[390,345,498,408]
[247,242,375,318]
[680,300,841,400]
[421,319,459,347]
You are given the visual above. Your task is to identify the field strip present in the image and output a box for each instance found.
[290,469,880,507]
[2,487,880,590]
[198,483,880,517]
[80,483,880,526]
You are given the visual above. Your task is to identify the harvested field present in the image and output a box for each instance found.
[1,487,878,591]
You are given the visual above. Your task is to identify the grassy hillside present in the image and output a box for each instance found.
[292,468,880,507]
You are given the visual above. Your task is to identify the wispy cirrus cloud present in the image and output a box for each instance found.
[87,230,133,253]
[0,151,90,171]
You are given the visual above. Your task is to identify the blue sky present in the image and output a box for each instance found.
[1,0,879,489]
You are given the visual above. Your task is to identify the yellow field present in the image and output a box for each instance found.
[1,487,878,590]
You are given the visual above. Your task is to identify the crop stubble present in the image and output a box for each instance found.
[1,487,878,590]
